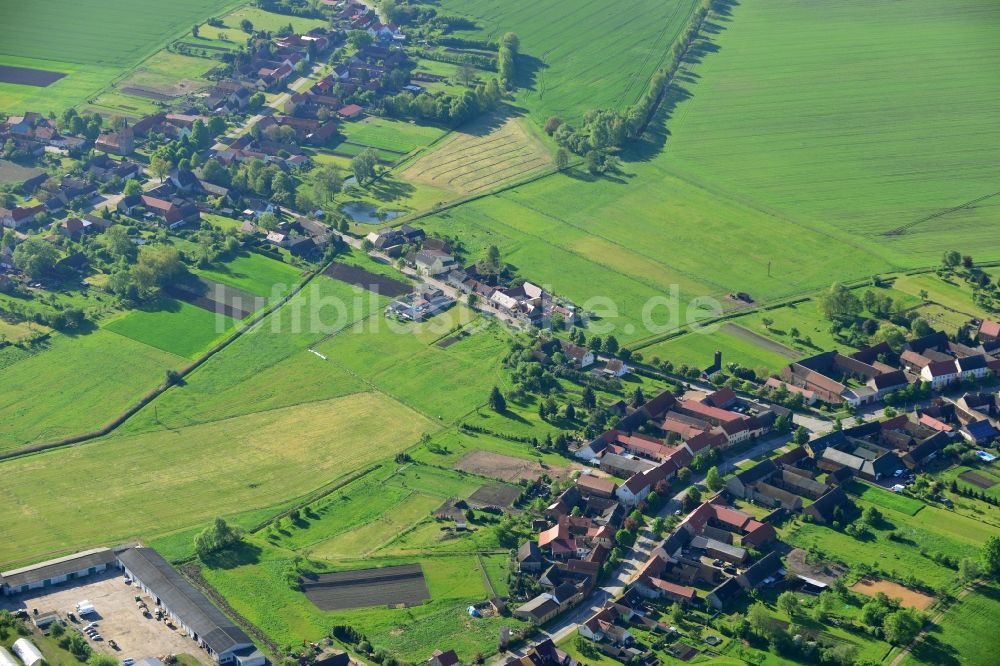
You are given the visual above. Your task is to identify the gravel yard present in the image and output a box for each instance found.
[0,571,211,664]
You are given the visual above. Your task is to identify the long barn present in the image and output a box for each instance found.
[117,548,264,666]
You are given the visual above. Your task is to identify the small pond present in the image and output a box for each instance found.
[340,202,404,225]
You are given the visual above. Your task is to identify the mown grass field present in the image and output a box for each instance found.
[641,324,793,373]
[0,392,431,568]
[0,0,237,113]
[197,6,327,41]
[195,252,305,299]
[205,462,523,662]
[400,113,552,194]
[436,0,701,123]
[340,116,448,156]
[0,331,184,452]
[846,481,925,517]
[104,299,235,359]
[312,314,511,423]
[203,543,521,663]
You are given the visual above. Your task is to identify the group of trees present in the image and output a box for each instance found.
[819,279,956,350]
[195,517,243,560]
[228,158,297,206]
[381,77,504,126]
[350,148,380,185]
[498,32,519,89]
[106,244,185,302]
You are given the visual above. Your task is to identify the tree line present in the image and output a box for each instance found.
[498,32,519,89]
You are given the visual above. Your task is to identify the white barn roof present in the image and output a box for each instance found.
[12,639,43,666]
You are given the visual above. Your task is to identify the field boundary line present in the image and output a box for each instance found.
[0,256,334,462]
[476,551,496,597]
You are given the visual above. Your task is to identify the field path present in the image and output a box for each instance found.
[888,582,980,666]
[722,323,800,359]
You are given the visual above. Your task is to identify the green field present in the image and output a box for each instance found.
[436,0,701,123]
[202,461,524,662]
[198,6,327,41]
[195,252,305,298]
[903,584,1000,666]
[0,392,431,568]
[0,0,237,113]
[312,314,510,422]
[104,299,236,359]
[117,276,377,433]
[846,481,926,517]
[202,543,520,663]
[640,325,795,373]
[660,0,1000,267]
[340,116,448,155]
[0,331,184,452]
[414,0,1000,355]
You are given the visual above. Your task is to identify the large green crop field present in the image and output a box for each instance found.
[661,0,1000,267]
[0,392,431,568]
[0,0,238,113]
[436,0,700,123]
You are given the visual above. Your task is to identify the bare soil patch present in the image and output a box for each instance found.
[722,323,801,359]
[0,65,65,87]
[851,579,934,610]
[455,450,575,482]
[467,483,520,509]
[959,470,996,489]
[400,114,551,194]
[301,564,429,611]
[119,86,175,101]
[324,262,410,297]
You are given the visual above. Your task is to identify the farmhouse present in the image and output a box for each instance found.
[0,205,45,230]
[576,474,617,499]
[802,487,848,524]
[0,547,116,596]
[118,548,264,666]
[781,347,901,406]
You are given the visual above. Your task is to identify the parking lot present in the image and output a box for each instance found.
[0,571,211,665]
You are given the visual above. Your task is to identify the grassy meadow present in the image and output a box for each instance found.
[0,331,184,452]
[116,275,380,433]
[202,463,525,662]
[0,392,431,568]
[902,583,1000,666]
[104,299,236,359]
[195,252,306,299]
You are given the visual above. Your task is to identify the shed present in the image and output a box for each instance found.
[12,639,43,666]
[0,647,19,666]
